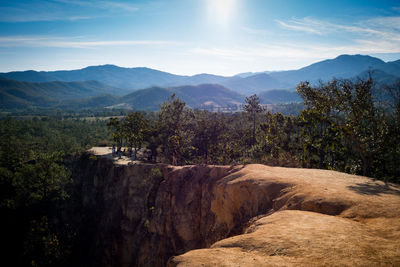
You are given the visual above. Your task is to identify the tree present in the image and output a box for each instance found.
[192,111,227,164]
[13,152,71,207]
[106,117,124,150]
[158,94,193,165]
[297,77,386,177]
[124,112,148,160]
[296,80,344,169]
[244,94,263,146]
[146,119,161,163]
[375,80,400,181]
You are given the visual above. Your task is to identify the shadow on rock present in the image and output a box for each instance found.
[347,182,400,196]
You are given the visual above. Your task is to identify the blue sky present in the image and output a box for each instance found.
[0,0,399,75]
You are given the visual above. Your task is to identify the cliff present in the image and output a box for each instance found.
[71,150,400,266]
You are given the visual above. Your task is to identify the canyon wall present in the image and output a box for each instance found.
[71,153,400,266]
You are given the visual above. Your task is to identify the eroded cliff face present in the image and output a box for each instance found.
[72,154,245,266]
[72,153,400,267]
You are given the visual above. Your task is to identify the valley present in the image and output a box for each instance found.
[1,54,399,111]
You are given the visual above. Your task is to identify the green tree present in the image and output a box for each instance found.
[244,94,263,146]
[158,94,193,165]
[107,117,124,150]
[297,77,388,177]
[192,111,227,164]
[124,112,148,159]
[146,119,161,162]
[382,81,400,180]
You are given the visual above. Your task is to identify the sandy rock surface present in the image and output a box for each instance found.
[167,165,400,266]
[84,148,400,266]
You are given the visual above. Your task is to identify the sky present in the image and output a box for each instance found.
[0,0,399,75]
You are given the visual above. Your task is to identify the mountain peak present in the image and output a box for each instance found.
[82,64,121,71]
[333,54,385,64]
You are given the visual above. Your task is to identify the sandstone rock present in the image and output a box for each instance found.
[74,150,400,266]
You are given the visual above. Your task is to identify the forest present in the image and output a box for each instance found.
[1,76,399,266]
[107,77,400,181]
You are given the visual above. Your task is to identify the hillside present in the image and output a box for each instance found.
[75,150,400,266]
[269,54,389,87]
[1,65,182,90]
[259,89,301,104]
[172,84,243,108]
[0,78,123,109]
[221,73,284,95]
[118,84,244,110]
[2,54,399,95]
[0,76,245,110]
[121,87,173,110]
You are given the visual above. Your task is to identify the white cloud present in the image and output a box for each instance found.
[190,36,400,70]
[276,16,400,40]
[0,12,94,23]
[0,36,181,48]
[275,19,323,35]
[274,16,400,56]
[241,26,270,37]
[0,0,138,22]
[54,0,139,12]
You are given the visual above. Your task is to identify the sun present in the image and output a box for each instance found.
[206,0,237,28]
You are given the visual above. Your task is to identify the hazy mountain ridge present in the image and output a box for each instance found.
[258,90,301,104]
[113,84,243,111]
[0,80,245,110]
[0,77,122,109]
[1,54,399,110]
[2,54,399,95]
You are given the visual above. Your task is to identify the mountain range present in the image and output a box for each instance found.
[1,54,399,111]
[0,78,243,111]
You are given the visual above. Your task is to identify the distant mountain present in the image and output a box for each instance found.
[0,78,245,111]
[222,73,284,95]
[173,84,243,107]
[258,90,301,104]
[234,71,273,78]
[0,77,123,109]
[1,54,399,110]
[180,73,230,85]
[378,59,400,77]
[1,65,182,92]
[358,69,400,85]
[268,54,391,89]
[121,87,173,111]
[58,94,120,109]
[2,55,399,95]
[118,84,243,111]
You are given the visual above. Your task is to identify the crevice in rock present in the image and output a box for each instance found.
[70,155,358,267]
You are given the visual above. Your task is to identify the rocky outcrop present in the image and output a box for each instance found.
[72,152,400,267]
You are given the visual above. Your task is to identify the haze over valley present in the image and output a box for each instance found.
[1,54,399,111]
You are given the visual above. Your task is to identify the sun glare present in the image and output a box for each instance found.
[207,0,237,28]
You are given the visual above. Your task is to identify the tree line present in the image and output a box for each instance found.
[0,117,110,266]
[107,78,400,182]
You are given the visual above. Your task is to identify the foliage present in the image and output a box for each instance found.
[297,78,399,180]
[158,94,194,164]
[0,116,111,266]
[124,112,149,159]
[244,94,263,145]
